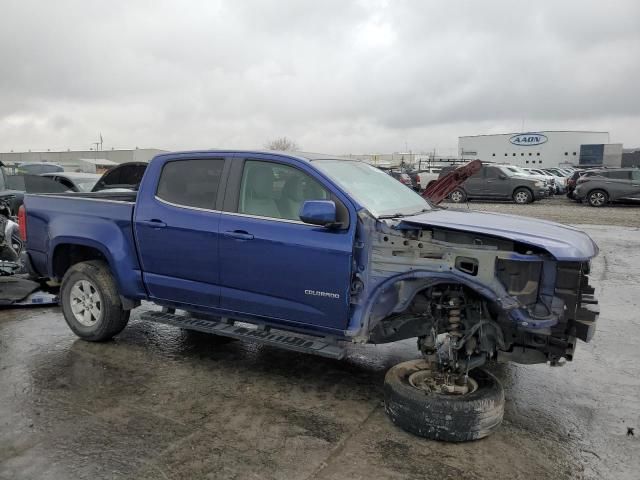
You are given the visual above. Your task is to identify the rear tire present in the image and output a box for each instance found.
[384,360,504,442]
[513,188,533,204]
[60,260,130,342]
[449,189,467,203]
[587,189,608,207]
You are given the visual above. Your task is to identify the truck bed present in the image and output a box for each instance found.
[23,192,144,298]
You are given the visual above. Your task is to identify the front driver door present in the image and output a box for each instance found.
[218,158,354,333]
[134,156,226,308]
[482,167,509,198]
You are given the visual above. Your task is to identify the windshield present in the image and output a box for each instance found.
[314,160,431,217]
[506,166,528,176]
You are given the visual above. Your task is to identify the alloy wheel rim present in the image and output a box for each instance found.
[69,280,103,326]
[515,192,528,203]
[451,191,463,202]
[590,192,605,206]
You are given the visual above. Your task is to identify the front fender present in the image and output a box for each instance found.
[347,269,551,341]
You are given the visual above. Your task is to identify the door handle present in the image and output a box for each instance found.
[223,230,254,240]
[139,219,167,228]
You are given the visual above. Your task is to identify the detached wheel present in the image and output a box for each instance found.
[449,189,467,203]
[513,188,533,204]
[60,260,130,342]
[383,360,504,442]
[587,189,608,207]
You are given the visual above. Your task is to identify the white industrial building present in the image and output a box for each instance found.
[458,131,622,168]
[0,148,166,173]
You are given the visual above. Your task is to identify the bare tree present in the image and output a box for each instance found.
[265,136,300,151]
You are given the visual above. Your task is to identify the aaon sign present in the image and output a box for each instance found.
[509,133,548,146]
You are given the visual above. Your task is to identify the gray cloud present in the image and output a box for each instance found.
[1,0,639,153]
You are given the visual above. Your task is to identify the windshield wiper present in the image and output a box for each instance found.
[379,208,430,219]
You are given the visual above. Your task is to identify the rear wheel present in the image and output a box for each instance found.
[513,188,533,204]
[587,189,608,207]
[449,189,467,203]
[384,359,504,442]
[60,260,130,342]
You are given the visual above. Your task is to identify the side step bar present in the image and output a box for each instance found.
[140,311,345,360]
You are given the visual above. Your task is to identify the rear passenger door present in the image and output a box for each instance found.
[134,156,227,308]
[217,157,355,333]
[461,168,484,197]
[602,170,633,200]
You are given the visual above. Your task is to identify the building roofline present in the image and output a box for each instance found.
[459,130,609,139]
[0,147,165,154]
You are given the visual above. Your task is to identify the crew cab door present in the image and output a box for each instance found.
[134,155,227,308]
[218,157,354,333]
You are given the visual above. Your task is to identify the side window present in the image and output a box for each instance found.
[156,158,225,210]
[605,170,631,180]
[238,160,330,221]
[485,167,501,179]
[58,178,75,190]
[632,171,640,181]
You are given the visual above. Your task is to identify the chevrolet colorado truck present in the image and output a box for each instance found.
[21,151,600,441]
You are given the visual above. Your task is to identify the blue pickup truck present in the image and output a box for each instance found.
[21,150,599,441]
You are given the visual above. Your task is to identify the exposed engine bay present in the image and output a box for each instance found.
[350,212,598,387]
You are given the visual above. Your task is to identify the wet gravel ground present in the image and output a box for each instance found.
[442,196,640,228]
[1,218,639,479]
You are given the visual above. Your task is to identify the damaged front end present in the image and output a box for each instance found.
[349,210,599,374]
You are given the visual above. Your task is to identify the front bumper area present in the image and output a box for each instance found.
[551,262,599,361]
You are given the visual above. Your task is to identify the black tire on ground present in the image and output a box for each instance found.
[449,188,467,203]
[60,260,130,342]
[587,189,608,207]
[383,359,505,442]
[513,187,533,204]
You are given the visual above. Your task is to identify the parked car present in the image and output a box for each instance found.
[91,162,148,192]
[525,168,563,193]
[440,164,548,204]
[17,162,64,175]
[379,167,416,190]
[22,150,599,442]
[41,172,101,192]
[411,167,443,190]
[566,169,601,199]
[574,168,640,207]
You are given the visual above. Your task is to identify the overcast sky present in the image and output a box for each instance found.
[1,0,639,155]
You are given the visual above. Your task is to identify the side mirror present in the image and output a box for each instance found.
[499,174,507,180]
[299,200,337,227]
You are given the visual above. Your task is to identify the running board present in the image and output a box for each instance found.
[140,311,345,360]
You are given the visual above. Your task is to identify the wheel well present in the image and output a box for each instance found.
[513,186,533,195]
[52,244,107,281]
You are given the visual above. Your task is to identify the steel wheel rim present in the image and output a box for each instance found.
[590,192,605,206]
[408,369,478,396]
[515,191,529,203]
[451,191,463,202]
[69,279,103,326]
